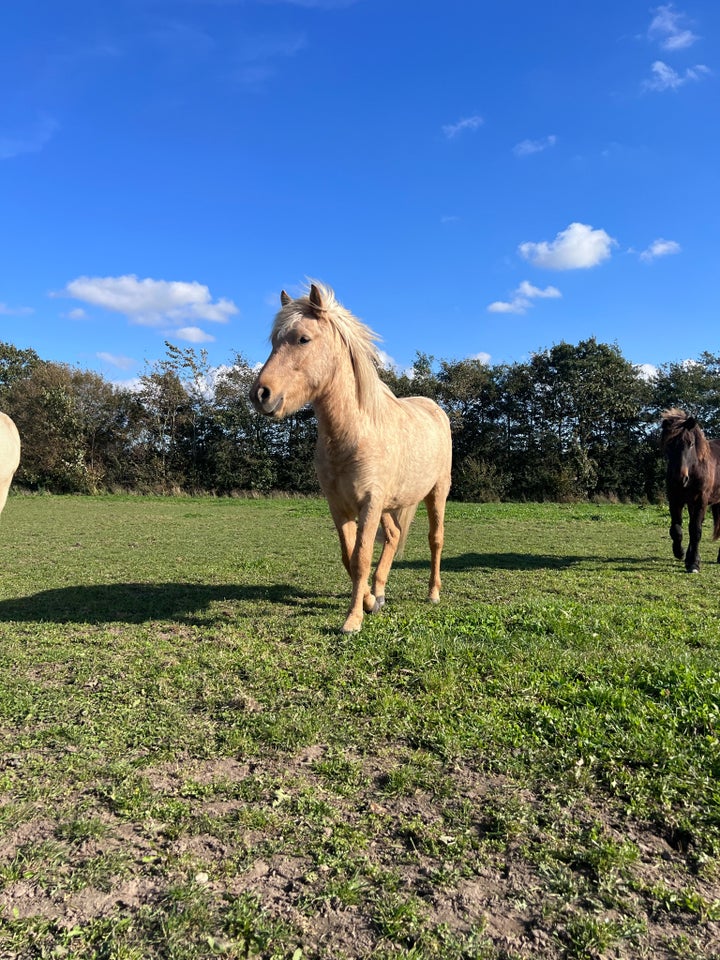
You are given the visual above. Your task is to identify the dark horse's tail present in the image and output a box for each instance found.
[713,504,720,542]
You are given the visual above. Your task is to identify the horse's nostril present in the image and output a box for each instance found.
[251,383,268,403]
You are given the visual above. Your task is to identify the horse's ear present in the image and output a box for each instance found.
[280,290,292,307]
[309,284,324,315]
[686,417,698,430]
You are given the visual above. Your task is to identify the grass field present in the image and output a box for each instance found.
[0,494,718,960]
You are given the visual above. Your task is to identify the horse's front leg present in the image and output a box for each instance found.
[343,503,382,634]
[685,501,706,573]
[669,499,685,561]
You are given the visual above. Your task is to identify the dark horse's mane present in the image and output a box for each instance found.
[660,407,711,461]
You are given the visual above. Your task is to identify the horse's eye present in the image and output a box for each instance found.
[298,336,311,345]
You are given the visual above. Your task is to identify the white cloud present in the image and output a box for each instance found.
[649,5,699,50]
[110,375,143,393]
[377,349,399,370]
[0,116,59,161]
[176,326,216,343]
[513,135,557,157]
[487,299,523,315]
[442,115,484,139]
[97,352,135,370]
[635,363,658,381]
[470,352,492,365]
[0,302,33,316]
[67,307,87,320]
[639,238,681,262]
[642,60,710,91]
[517,280,562,299]
[519,222,616,270]
[487,280,562,315]
[59,274,239,329]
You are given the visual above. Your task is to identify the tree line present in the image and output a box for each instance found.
[1,338,718,502]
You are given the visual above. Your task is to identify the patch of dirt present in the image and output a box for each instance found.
[1,747,718,959]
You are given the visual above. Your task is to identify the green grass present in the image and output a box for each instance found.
[0,494,718,958]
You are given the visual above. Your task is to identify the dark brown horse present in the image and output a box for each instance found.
[660,408,720,573]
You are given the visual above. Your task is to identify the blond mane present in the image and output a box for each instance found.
[273,281,394,421]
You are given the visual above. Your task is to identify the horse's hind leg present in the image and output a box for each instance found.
[685,503,706,573]
[425,480,450,604]
[370,511,402,610]
[712,504,720,563]
[669,500,685,561]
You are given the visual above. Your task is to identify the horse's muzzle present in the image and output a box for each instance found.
[250,382,283,417]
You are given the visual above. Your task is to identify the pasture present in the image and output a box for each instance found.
[0,495,718,959]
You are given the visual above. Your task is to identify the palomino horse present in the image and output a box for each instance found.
[250,282,452,633]
[660,408,720,573]
[0,413,20,516]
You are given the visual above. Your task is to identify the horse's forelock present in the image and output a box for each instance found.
[660,408,689,449]
[660,408,711,459]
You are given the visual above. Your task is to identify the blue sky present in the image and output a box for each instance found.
[2,0,718,382]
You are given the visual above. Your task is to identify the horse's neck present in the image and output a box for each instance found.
[315,388,363,447]
[313,368,374,454]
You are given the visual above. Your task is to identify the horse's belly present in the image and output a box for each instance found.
[314,400,451,517]
[317,452,444,516]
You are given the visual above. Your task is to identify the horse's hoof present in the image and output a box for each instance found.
[686,567,700,574]
[370,596,385,614]
[427,595,440,605]
[341,623,362,634]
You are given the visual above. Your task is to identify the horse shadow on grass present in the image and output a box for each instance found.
[396,552,659,573]
[0,582,328,626]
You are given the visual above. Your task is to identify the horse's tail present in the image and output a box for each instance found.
[395,503,418,558]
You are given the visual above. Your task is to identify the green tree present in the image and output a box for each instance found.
[0,342,41,402]
[6,362,88,491]
[207,354,280,492]
[526,339,651,499]
[652,352,720,435]
[437,358,507,500]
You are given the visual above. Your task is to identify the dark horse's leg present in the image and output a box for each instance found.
[685,501,706,573]
[669,497,685,561]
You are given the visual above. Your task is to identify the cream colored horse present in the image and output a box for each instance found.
[0,413,20,515]
[250,282,452,633]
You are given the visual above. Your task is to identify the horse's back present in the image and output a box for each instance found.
[398,395,451,447]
